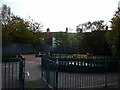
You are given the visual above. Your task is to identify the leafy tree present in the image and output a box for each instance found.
[1,4,12,44]
[76,20,105,32]
[0,4,12,24]
[76,21,110,55]
[55,32,71,46]
[1,4,44,46]
[2,15,34,44]
[55,31,72,53]
[76,21,92,32]
[92,20,105,31]
[27,16,43,33]
[91,31,110,55]
[33,31,45,51]
[105,8,120,57]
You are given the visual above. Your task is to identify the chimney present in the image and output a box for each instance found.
[46,28,50,34]
[105,26,108,30]
[66,27,68,33]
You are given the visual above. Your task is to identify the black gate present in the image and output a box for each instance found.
[2,55,25,89]
[41,55,120,89]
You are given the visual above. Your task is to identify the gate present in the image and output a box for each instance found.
[41,55,120,89]
[41,57,58,89]
[2,55,25,89]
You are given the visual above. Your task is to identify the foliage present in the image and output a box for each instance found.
[27,16,43,33]
[105,8,120,57]
[55,32,71,47]
[54,31,75,53]
[0,4,12,24]
[1,4,44,46]
[76,20,105,32]
[76,21,110,55]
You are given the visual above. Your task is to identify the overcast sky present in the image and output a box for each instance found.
[0,0,120,32]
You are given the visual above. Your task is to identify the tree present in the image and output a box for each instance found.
[2,15,34,44]
[55,31,72,53]
[27,16,43,33]
[76,20,105,32]
[1,4,12,44]
[92,20,105,31]
[33,31,45,51]
[76,21,110,55]
[1,4,44,46]
[105,8,120,57]
[0,4,12,24]
[76,21,92,32]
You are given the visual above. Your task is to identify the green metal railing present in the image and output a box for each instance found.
[18,55,25,89]
[2,55,25,89]
[41,57,58,88]
[41,55,120,89]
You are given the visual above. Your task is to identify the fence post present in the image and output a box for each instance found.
[118,61,120,88]
[55,59,58,89]
[105,60,108,87]
[46,60,49,84]
[18,55,25,90]
[41,57,43,79]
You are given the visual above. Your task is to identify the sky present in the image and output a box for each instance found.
[0,0,120,32]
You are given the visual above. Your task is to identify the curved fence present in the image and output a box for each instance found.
[41,55,120,89]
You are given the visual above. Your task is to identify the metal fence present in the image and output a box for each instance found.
[2,55,25,89]
[41,55,120,89]
[41,57,57,88]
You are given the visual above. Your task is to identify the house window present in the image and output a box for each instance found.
[52,37,56,46]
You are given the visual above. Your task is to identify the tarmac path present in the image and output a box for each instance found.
[22,54,49,88]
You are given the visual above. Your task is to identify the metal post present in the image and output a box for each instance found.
[55,59,58,90]
[46,60,49,84]
[23,57,25,89]
[41,57,43,79]
[118,61,120,88]
[105,60,107,87]
[19,55,25,90]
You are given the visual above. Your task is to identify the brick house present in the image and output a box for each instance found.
[42,28,74,46]
[42,28,56,46]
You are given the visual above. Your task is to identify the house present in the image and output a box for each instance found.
[42,28,56,46]
[42,27,72,46]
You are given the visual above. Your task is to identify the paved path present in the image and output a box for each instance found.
[22,54,49,88]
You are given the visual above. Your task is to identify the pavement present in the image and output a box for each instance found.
[22,54,49,89]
